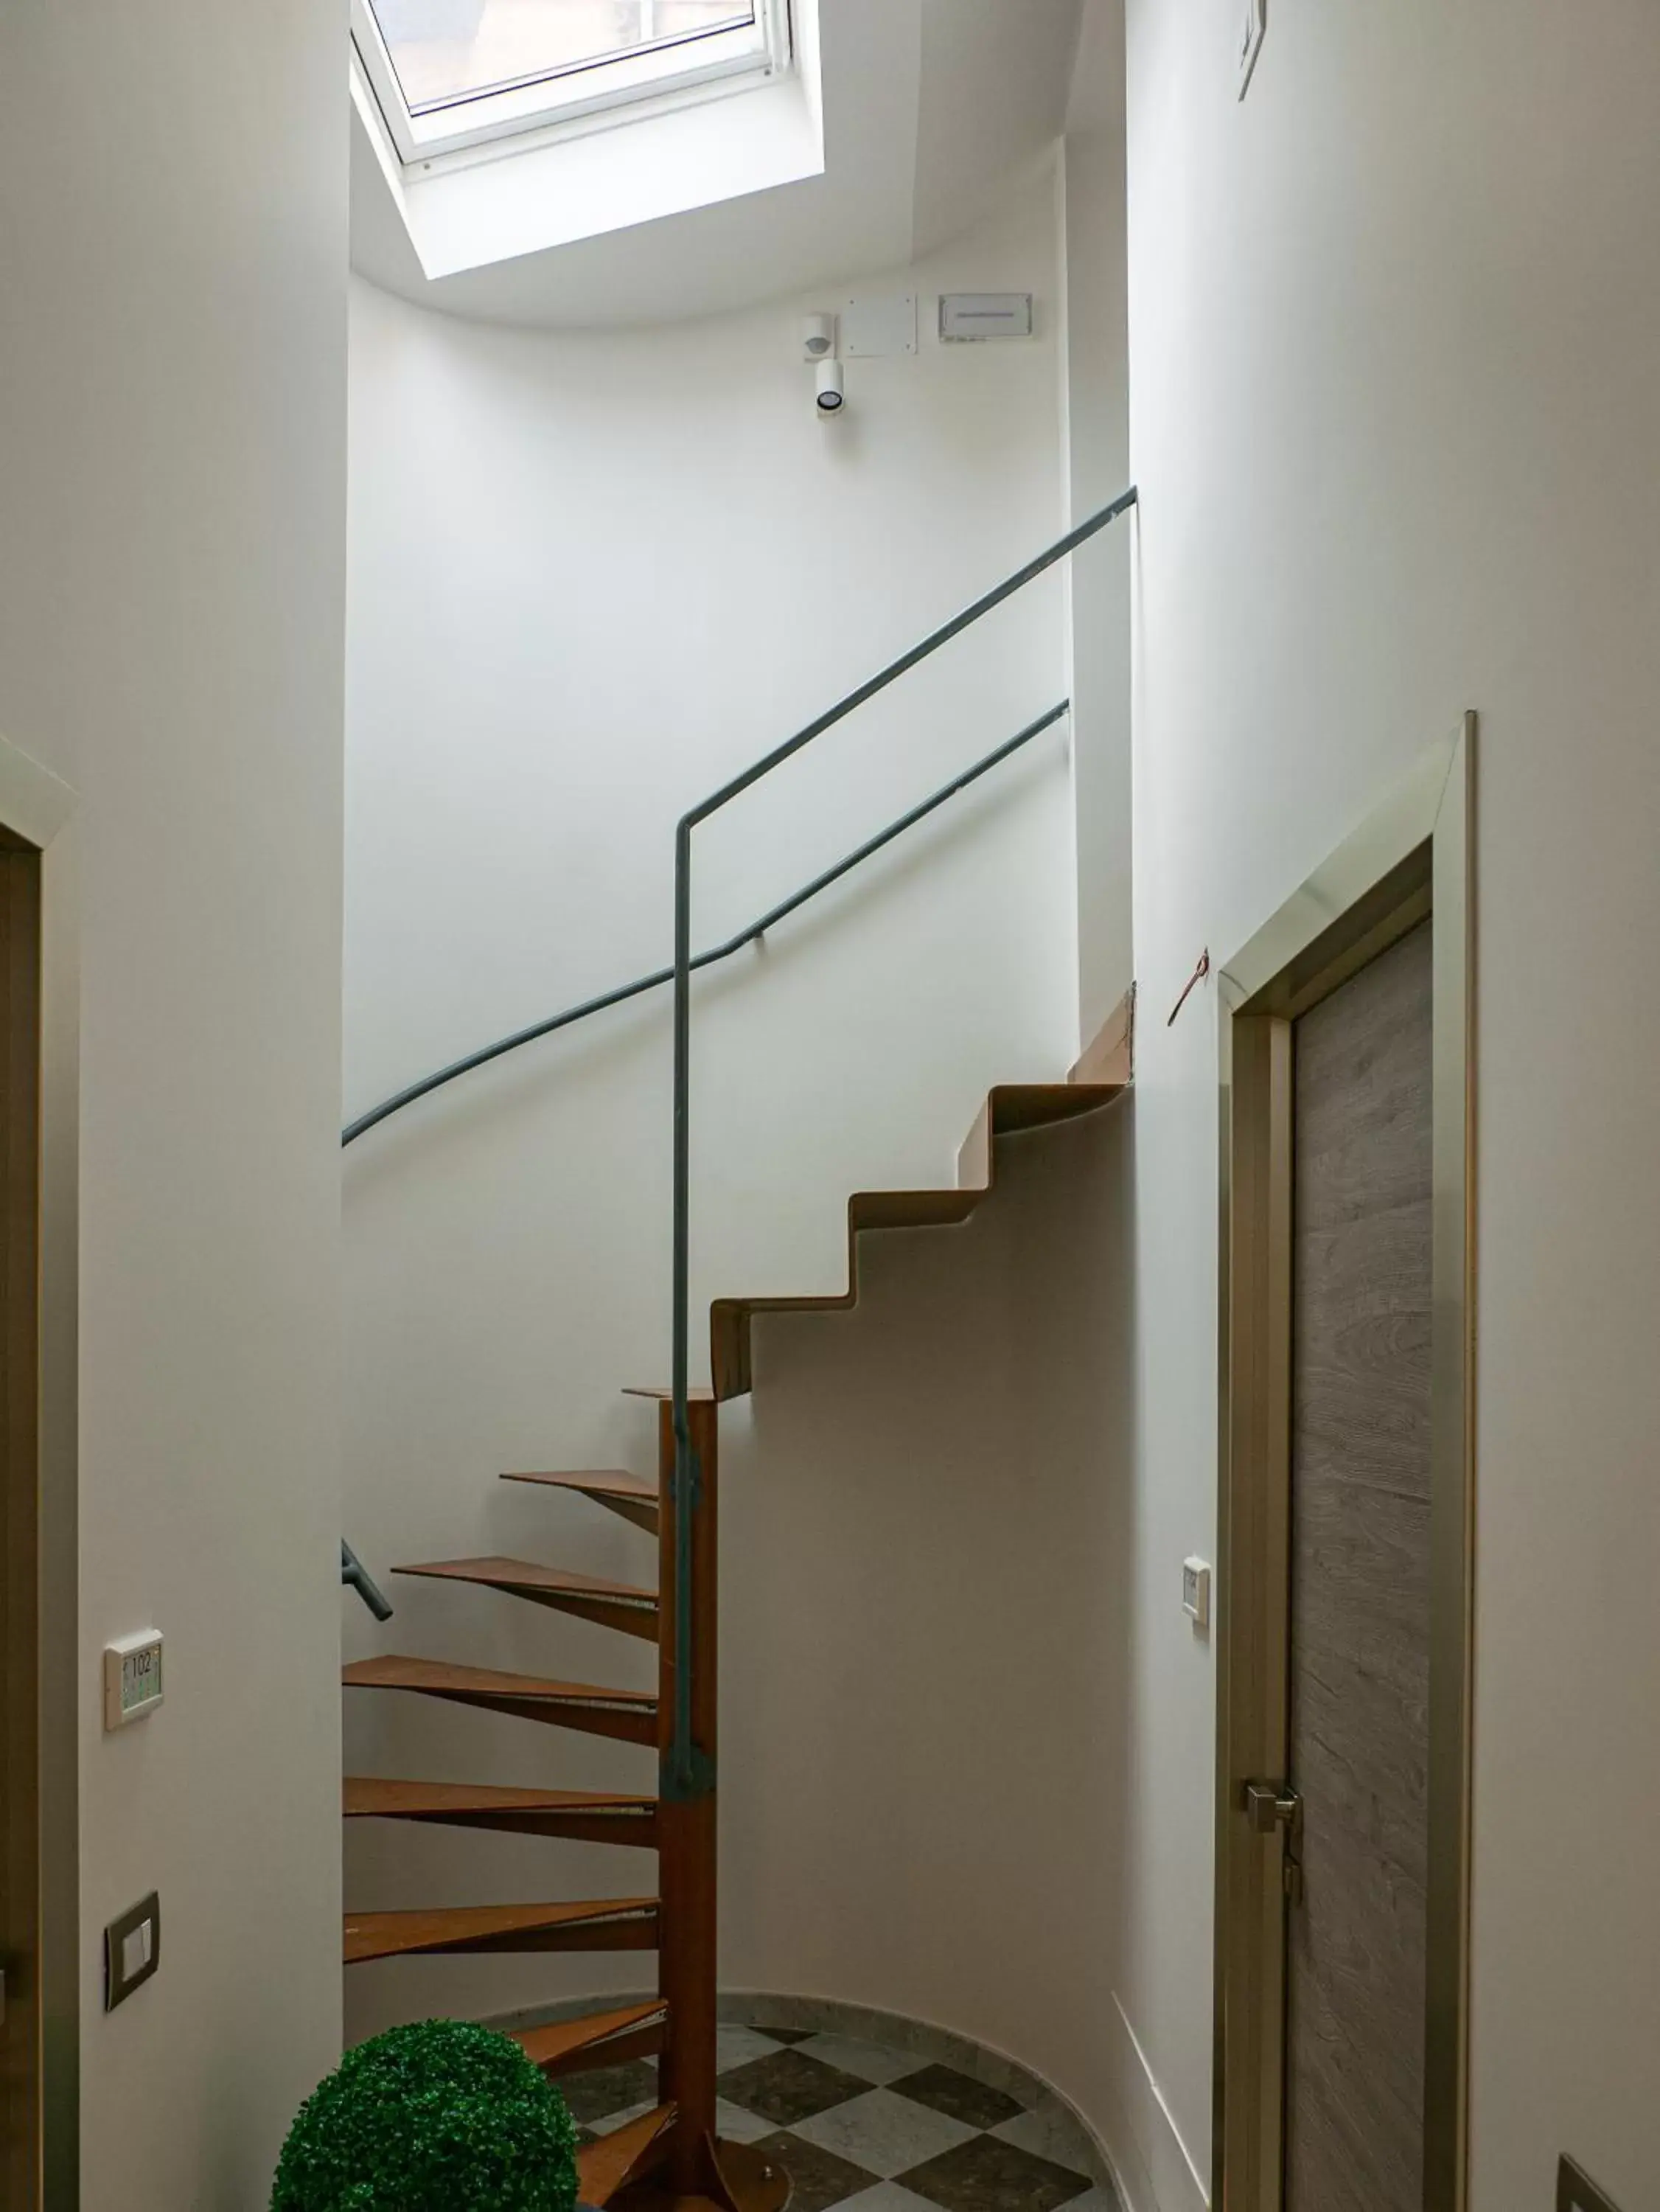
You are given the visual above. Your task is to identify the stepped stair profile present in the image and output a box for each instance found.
[340,491,1138,2208]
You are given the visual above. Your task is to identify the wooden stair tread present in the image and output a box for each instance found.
[343,1655,656,1712]
[395,1556,660,1644]
[707,1077,1126,1401]
[343,1896,658,1965]
[503,1470,660,1534]
[502,1470,656,1501]
[395,1557,658,1604]
[622,1385,716,1402]
[510,2000,666,2076]
[983,1079,1123,1134]
[578,2104,677,2205]
[341,1655,658,1742]
[344,1778,655,1819]
[1070,984,1135,1087]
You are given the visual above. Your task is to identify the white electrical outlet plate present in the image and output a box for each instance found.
[104,1630,164,1730]
[1238,0,1266,97]
[105,1893,161,2011]
[841,294,917,358]
[1183,1557,1213,1630]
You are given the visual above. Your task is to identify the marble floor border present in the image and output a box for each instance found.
[478,1986,1121,2199]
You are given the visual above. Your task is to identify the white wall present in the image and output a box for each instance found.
[0,3,347,2206]
[1118,0,1660,2205]
[1059,0,1134,1044]
[722,1105,1139,2168]
[343,179,1087,2036]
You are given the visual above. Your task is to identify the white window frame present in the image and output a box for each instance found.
[352,0,792,174]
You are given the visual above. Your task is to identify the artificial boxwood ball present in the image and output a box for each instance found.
[272,2019,579,2211]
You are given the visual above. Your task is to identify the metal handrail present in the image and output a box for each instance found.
[333,484,1139,1778]
[340,701,1071,1150]
[342,1537,394,1621]
[665,484,1138,1798]
[336,700,1082,1637]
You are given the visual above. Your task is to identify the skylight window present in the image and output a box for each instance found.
[354,0,789,169]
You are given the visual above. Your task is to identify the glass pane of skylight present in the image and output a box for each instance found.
[372,0,757,115]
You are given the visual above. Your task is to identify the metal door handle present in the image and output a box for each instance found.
[1244,1781,1301,1834]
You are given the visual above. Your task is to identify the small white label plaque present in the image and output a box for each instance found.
[939,293,1034,343]
[104,1630,164,1731]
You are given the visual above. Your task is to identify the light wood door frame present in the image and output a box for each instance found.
[0,827,43,2209]
[0,734,78,2210]
[1212,719,1475,2212]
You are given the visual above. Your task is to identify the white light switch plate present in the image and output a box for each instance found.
[1183,1557,1213,1630]
[1238,0,1266,97]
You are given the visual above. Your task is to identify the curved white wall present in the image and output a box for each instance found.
[341,177,1105,2049]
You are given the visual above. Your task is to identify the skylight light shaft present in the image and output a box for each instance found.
[373,0,757,117]
[351,0,784,170]
[405,13,755,117]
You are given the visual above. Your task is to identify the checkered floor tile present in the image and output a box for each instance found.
[571,2020,1117,2210]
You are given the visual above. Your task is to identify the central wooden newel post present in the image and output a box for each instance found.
[641,1397,787,2212]
[657,1394,719,2193]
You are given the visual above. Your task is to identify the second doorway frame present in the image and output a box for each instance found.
[1210,716,1476,2212]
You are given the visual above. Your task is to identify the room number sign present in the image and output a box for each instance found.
[103,1630,164,1731]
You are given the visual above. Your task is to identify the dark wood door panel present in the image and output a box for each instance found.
[1286,919,1433,2212]
[0,845,41,2211]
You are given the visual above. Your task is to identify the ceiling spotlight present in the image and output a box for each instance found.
[815,359,845,416]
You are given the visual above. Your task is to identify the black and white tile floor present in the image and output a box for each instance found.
[568,2022,1119,2211]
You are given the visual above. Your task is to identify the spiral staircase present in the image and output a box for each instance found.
[338,493,1137,2208]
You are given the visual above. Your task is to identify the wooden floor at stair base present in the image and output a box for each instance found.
[611,2138,789,2212]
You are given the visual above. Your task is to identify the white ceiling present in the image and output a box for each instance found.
[349,0,1087,328]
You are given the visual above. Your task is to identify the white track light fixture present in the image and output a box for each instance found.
[802,312,845,417]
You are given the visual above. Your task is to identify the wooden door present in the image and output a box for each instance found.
[1285,919,1433,2211]
[0,835,42,2207]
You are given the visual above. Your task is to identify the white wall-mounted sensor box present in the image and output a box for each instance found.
[1182,1558,1213,1630]
[940,293,1034,343]
[104,1630,164,1731]
[841,294,917,358]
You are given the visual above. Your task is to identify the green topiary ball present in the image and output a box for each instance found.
[272,2019,580,2211]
